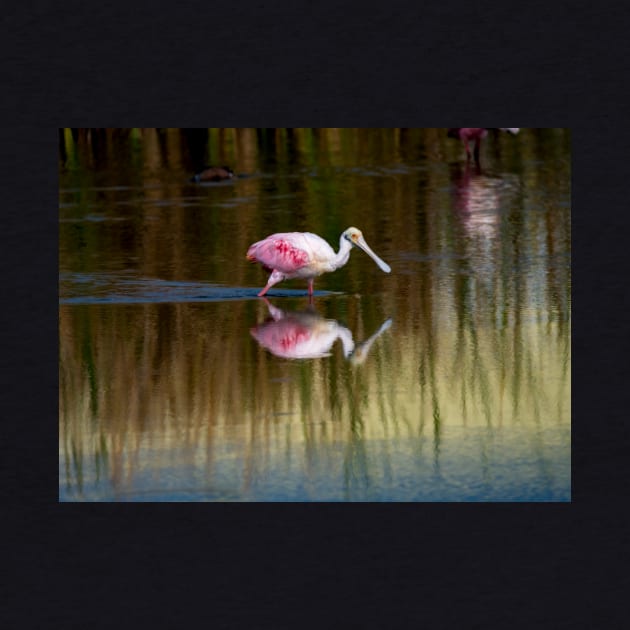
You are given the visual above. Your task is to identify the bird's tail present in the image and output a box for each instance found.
[246,243,257,261]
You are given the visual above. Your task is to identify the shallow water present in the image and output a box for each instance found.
[59,128,571,501]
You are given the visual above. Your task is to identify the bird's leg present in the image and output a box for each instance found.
[473,139,481,165]
[463,139,471,161]
[307,279,314,296]
[258,270,284,297]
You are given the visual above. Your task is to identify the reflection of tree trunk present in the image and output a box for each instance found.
[235,128,258,173]
[181,128,209,171]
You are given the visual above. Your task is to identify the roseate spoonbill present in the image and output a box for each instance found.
[190,166,234,182]
[246,227,391,297]
[447,128,520,163]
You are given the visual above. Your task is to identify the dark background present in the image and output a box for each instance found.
[3,1,627,627]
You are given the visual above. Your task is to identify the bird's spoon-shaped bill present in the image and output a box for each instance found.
[354,234,391,273]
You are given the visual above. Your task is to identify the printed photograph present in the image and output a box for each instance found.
[59,128,571,501]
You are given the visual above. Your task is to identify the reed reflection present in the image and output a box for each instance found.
[251,298,392,363]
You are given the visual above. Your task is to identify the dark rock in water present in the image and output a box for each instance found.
[190,166,235,182]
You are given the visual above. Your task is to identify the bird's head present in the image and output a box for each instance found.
[342,227,391,273]
[343,227,363,245]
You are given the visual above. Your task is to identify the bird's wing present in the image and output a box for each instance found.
[298,232,336,264]
[248,234,311,272]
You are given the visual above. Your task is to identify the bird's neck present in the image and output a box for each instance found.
[332,237,352,270]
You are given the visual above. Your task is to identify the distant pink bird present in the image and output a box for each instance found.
[448,128,520,163]
[246,227,391,297]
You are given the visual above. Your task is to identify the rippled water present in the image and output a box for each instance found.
[59,128,571,501]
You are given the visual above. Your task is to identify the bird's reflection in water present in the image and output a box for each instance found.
[251,298,392,364]
[450,161,520,240]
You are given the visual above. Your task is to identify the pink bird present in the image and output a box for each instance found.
[246,227,391,297]
[447,128,520,163]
